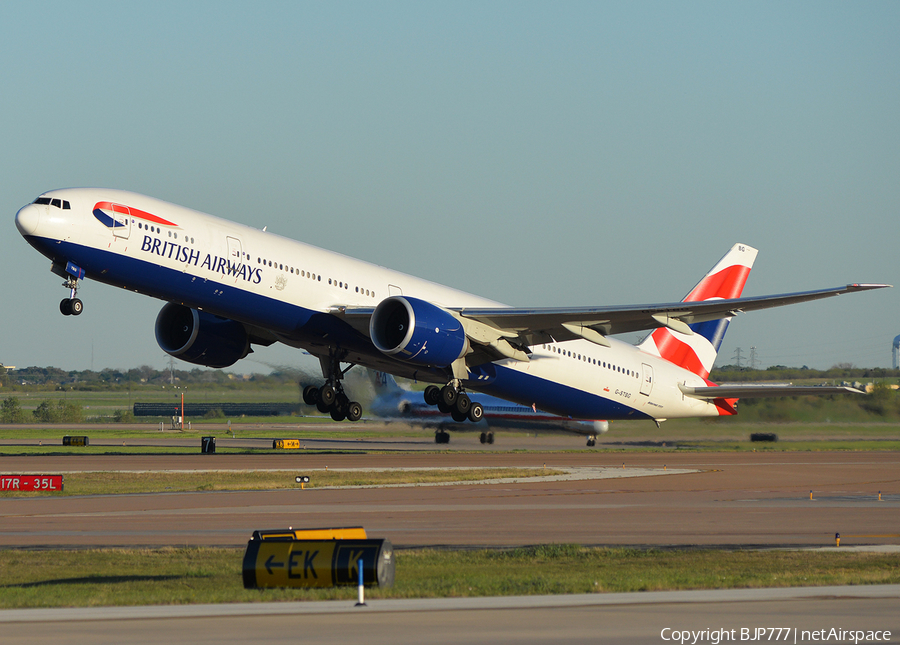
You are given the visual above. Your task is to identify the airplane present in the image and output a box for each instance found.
[15,188,889,434]
[365,369,610,445]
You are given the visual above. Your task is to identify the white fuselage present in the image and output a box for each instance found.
[16,188,722,422]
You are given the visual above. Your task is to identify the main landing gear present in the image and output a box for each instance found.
[423,381,484,444]
[302,351,363,422]
[423,382,484,423]
[586,436,597,447]
[59,275,83,316]
[303,382,363,422]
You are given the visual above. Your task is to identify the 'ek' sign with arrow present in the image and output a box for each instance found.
[243,536,394,589]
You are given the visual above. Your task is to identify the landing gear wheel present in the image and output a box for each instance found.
[440,385,458,408]
[60,299,72,316]
[70,298,83,315]
[434,430,450,444]
[330,393,349,421]
[346,401,363,422]
[450,408,467,422]
[454,393,471,415]
[467,402,484,423]
[586,437,596,447]
[424,385,441,406]
[486,432,494,444]
[480,432,487,444]
[319,384,337,407]
[437,399,452,414]
[302,385,319,405]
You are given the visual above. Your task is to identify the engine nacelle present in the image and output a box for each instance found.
[566,419,610,435]
[155,303,251,369]
[370,296,468,367]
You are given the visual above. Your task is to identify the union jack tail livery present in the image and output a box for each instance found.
[639,243,758,379]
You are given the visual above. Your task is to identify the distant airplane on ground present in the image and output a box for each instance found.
[16,189,888,434]
[366,370,609,445]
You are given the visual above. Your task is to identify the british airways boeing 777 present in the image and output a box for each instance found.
[15,188,889,445]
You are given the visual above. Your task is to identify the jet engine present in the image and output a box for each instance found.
[370,296,468,367]
[566,419,610,435]
[155,303,251,369]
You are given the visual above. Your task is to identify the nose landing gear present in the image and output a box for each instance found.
[59,275,83,316]
[60,297,83,316]
[52,262,85,316]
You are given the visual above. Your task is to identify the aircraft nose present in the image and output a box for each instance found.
[15,203,41,237]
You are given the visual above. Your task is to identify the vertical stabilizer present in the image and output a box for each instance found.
[369,370,404,395]
[639,243,757,378]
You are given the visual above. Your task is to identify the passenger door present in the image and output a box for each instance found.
[111,203,131,239]
[640,363,653,396]
[226,236,243,282]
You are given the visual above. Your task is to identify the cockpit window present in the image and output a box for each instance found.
[33,197,71,209]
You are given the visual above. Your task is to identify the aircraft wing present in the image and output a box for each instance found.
[679,384,865,399]
[453,283,890,340]
[332,283,890,358]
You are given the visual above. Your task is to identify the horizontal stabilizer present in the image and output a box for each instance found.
[678,384,865,399]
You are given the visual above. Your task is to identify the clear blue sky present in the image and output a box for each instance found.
[2,1,898,374]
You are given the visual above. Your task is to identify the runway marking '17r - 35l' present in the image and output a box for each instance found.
[1,475,64,492]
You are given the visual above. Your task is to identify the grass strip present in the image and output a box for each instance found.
[0,468,563,496]
[0,425,429,440]
[0,546,898,609]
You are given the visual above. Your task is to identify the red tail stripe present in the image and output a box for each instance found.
[713,398,738,416]
[684,265,751,302]
[650,329,708,379]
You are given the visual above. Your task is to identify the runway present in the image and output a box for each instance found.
[2,443,899,643]
[1,450,898,548]
[2,585,898,645]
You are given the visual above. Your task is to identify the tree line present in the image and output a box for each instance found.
[0,365,300,390]
[710,365,900,382]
